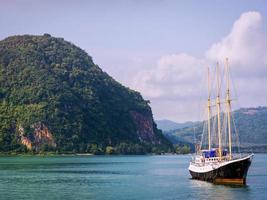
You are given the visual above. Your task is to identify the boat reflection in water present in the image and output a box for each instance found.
[189,178,251,200]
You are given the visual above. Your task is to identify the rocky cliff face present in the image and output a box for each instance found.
[18,123,56,151]
[0,34,172,153]
[19,125,32,150]
[130,111,158,143]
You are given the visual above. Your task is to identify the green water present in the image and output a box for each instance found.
[0,154,266,200]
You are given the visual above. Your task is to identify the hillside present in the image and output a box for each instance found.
[0,34,172,154]
[155,119,196,131]
[164,107,267,152]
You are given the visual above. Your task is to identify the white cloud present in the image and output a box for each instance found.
[130,11,267,122]
[132,53,207,99]
[131,53,209,122]
[206,11,267,77]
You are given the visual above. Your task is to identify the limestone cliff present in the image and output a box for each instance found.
[18,123,56,151]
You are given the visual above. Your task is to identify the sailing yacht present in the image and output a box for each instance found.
[188,58,253,185]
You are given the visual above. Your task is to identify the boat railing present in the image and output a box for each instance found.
[191,155,233,166]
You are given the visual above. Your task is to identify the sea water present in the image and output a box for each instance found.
[0,154,266,200]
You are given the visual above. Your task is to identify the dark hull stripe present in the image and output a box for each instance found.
[189,157,252,185]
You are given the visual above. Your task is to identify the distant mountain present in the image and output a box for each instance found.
[163,107,267,152]
[155,119,196,131]
[0,34,172,154]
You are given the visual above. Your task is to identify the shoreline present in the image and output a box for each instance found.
[0,152,190,157]
[0,152,264,157]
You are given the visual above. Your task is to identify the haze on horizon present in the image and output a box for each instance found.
[1,0,267,122]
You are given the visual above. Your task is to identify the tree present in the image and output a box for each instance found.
[105,146,115,154]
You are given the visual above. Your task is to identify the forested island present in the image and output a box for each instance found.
[0,34,174,155]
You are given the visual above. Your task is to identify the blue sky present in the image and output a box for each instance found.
[1,0,267,121]
[1,1,266,55]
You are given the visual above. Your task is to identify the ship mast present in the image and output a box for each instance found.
[225,58,232,159]
[207,67,211,151]
[216,63,222,160]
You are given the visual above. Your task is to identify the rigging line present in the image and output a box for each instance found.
[216,62,222,159]
[193,125,197,153]
[195,64,208,150]
[213,114,218,146]
[226,60,241,156]
[217,61,226,98]
[200,117,206,150]
[222,58,228,148]
[210,65,216,102]
[220,61,226,98]
[229,65,241,110]
[221,112,225,148]
[207,66,212,150]
[232,113,241,156]
[198,70,208,150]
[223,111,228,149]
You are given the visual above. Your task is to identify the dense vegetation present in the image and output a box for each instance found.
[0,34,172,154]
[164,107,267,152]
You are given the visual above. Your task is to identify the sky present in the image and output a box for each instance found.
[1,0,267,122]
